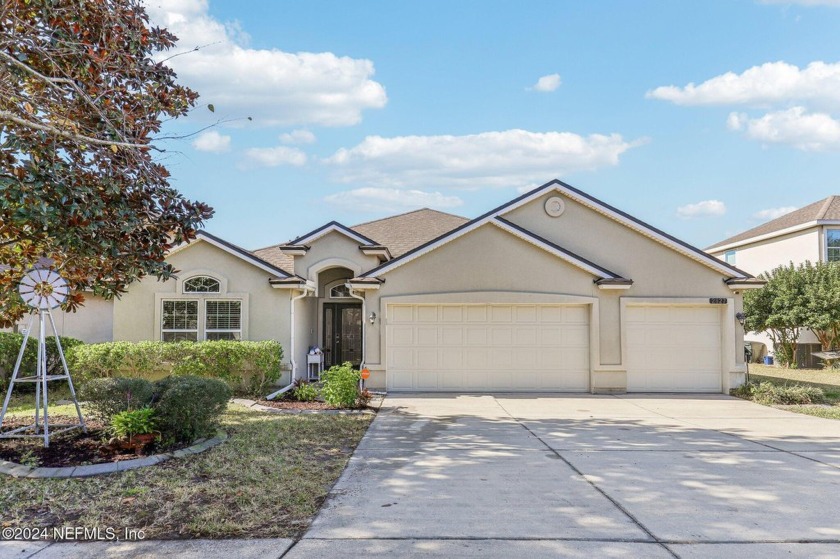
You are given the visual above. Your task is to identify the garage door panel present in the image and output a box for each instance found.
[491,306,513,322]
[515,306,537,323]
[626,305,722,393]
[387,304,589,392]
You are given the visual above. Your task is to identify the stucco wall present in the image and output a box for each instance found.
[293,231,380,281]
[360,190,744,392]
[709,228,820,277]
[112,239,291,368]
[6,295,114,343]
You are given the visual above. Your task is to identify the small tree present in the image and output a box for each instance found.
[802,262,840,365]
[0,0,214,326]
[744,263,808,367]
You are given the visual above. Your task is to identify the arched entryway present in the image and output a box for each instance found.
[317,267,362,368]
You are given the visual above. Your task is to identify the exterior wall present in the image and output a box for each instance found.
[360,192,744,393]
[112,239,292,371]
[709,228,820,277]
[6,295,114,343]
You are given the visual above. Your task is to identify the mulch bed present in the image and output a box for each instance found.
[255,399,340,411]
[0,415,179,468]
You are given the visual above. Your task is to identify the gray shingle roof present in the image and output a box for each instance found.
[707,196,840,250]
[351,208,469,257]
[251,208,469,274]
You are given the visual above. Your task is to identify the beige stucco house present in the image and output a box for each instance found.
[708,195,840,366]
[32,180,761,394]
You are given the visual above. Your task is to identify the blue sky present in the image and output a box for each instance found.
[146,0,840,251]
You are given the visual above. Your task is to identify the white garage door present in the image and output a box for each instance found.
[386,304,590,392]
[625,305,722,392]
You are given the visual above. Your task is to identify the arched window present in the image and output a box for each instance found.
[183,276,220,293]
[329,284,351,299]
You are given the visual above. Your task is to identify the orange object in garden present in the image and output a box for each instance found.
[360,368,370,380]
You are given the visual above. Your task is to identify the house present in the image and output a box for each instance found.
[30,180,760,393]
[707,195,840,366]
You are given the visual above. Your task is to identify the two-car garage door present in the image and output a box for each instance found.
[385,302,724,393]
[386,304,589,392]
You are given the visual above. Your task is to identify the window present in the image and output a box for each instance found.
[329,284,352,299]
[828,230,840,262]
[184,276,221,293]
[724,250,736,265]
[205,300,242,340]
[161,300,199,341]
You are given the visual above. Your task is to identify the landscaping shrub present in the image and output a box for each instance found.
[0,332,83,390]
[732,381,827,405]
[79,377,155,421]
[321,362,361,408]
[153,375,231,443]
[293,380,318,402]
[68,340,283,396]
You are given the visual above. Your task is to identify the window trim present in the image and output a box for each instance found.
[204,299,242,340]
[183,275,222,293]
[161,300,199,342]
[328,283,353,299]
[826,228,840,263]
[155,292,249,342]
[724,250,736,265]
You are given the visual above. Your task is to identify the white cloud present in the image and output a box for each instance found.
[753,206,798,220]
[647,61,840,108]
[676,200,727,219]
[728,107,840,150]
[325,129,644,189]
[144,0,387,126]
[191,130,231,153]
[531,73,562,92]
[279,129,316,144]
[243,146,307,167]
[324,188,463,213]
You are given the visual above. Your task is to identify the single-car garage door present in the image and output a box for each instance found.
[625,305,722,392]
[386,304,590,392]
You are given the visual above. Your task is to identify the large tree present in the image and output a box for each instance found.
[0,0,213,326]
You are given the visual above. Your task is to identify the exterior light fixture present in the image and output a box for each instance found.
[735,312,746,327]
[369,311,377,325]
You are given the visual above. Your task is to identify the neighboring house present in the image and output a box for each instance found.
[707,195,840,366]
[19,180,761,393]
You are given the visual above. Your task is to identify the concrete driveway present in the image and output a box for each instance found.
[288,394,840,558]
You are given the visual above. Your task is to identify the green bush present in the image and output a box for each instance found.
[0,332,83,390]
[153,375,231,443]
[79,377,155,421]
[321,362,361,408]
[293,380,318,402]
[732,381,827,405]
[110,407,157,441]
[68,340,283,396]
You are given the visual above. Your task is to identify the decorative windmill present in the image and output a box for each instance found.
[0,268,86,447]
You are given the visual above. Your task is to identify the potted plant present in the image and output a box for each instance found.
[110,407,158,453]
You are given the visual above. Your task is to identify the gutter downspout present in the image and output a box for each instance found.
[266,286,313,400]
[347,285,366,372]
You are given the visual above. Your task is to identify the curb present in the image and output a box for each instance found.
[231,397,379,416]
[0,430,227,479]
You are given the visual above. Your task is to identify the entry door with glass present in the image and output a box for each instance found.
[323,304,362,368]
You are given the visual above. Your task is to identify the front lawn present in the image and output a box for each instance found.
[0,402,371,539]
[745,363,840,419]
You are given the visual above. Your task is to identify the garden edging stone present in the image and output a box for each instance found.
[232,397,381,415]
[0,431,227,479]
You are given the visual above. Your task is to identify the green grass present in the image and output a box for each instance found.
[0,403,372,539]
[744,364,840,419]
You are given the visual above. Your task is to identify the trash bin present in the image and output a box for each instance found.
[763,355,774,366]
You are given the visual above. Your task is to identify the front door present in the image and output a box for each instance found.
[323,304,363,368]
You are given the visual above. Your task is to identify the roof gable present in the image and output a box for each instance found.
[708,195,840,251]
[289,221,378,247]
[168,231,292,278]
[362,180,751,280]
